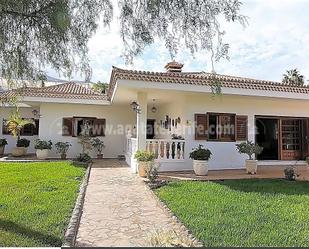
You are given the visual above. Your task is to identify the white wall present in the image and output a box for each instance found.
[0,107,39,154]
[183,93,309,170]
[39,103,135,158]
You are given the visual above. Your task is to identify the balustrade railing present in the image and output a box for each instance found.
[146,139,185,161]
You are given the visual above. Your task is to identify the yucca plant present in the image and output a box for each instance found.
[6,108,34,144]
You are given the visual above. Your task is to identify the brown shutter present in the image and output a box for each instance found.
[93,119,106,136]
[62,118,73,136]
[195,114,208,140]
[236,115,248,141]
[302,118,309,159]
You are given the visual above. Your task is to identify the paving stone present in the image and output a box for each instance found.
[75,159,188,247]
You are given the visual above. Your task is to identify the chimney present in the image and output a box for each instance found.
[165,61,184,73]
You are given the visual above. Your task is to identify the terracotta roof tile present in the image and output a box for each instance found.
[108,67,309,98]
[0,82,108,102]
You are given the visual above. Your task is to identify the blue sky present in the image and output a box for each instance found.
[48,0,309,83]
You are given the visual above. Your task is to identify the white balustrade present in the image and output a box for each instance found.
[146,139,185,161]
[126,138,137,157]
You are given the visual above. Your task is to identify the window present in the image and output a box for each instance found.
[2,118,39,136]
[208,113,235,141]
[195,113,248,142]
[62,117,105,137]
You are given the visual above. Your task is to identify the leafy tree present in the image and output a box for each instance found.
[0,0,247,84]
[6,108,34,142]
[92,81,109,93]
[282,69,305,86]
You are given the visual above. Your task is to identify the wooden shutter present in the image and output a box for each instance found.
[235,115,248,141]
[93,119,106,136]
[195,114,208,140]
[302,118,309,159]
[62,118,73,136]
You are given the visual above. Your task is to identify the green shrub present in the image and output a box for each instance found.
[0,138,8,147]
[91,138,105,154]
[55,142,71,155]
[75,153,92,163]
[17,138,30,148]
[284,167,298,181]
[34,139,52,150]
[145,162,160,183]
[134,150,155,162]
[236,141,263,160]
[189,144,212,160]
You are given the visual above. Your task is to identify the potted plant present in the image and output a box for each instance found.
[34,139,52,160]
[0,138,8,156]
[55,141,71,159]
[236,141,263,174]
[6,108,34,157]
[134,150,155,177]
[91,138,105,159]
[189,145,212,176]
[16,138,30,155]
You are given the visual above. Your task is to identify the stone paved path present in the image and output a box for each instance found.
[75,159,189,247]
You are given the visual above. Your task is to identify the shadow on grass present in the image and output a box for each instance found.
[215,179,309,196]
[0,219,62,246]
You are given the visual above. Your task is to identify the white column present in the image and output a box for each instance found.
[137,92,147,151]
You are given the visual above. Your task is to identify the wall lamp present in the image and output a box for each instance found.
[130,101,141,114]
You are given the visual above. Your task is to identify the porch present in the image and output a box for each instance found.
[125,137,186,172]
[159,164,309,181]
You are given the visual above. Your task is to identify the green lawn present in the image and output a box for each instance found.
[156,179,309,247]
[0,162,85,247]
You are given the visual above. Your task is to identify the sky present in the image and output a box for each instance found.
[47,0,309,84]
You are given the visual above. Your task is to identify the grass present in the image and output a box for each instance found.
[156,179,309,247]
[0,162,85,247]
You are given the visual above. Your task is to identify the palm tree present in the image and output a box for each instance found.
[282,69,305,86]
[6,108,34,142]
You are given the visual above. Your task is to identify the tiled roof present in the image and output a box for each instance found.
[108,66,309,98]
[0,82,108,102]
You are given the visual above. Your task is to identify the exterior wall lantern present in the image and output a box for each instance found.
[130,101,141,114]
[151,99,157,113]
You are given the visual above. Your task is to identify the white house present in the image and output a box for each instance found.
[1,61,309,172]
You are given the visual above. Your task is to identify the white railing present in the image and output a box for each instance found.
[126,137,137,157]
[146,139,185,161]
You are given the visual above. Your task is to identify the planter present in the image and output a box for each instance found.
[0,146,5,156]
[193,160,209,176]
[36,149,49,160]
[138,161,152,177]
[61,154,67,160]
[12,147,25,157]
[97,154,103,159]
[23,147,28,155]
[245,159,258,174]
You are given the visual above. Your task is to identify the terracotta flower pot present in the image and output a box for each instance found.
[138,161,152,177]
[193,160,209,176]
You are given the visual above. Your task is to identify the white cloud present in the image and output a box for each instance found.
[47,0,309,83]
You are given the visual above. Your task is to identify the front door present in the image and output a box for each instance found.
[146,119,155,139]
[256,118,279,160]
[280,119,302,160]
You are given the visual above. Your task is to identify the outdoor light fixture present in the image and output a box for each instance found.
[32,109,39,117]
[151,99,157,113]
[130,101,141,114]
